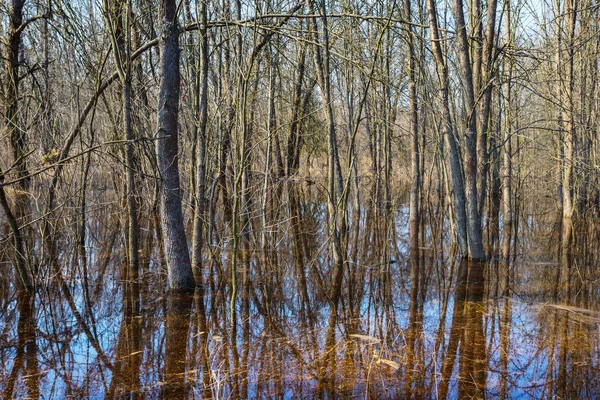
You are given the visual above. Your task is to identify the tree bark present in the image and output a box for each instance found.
[305,0,346,307]
[451,0,486,260]
[106,0,141,278]
[405,0,420,245]
[562,0,577,220]
[192,0,209,285]
[287,34,307,176]
[426,0,469,255]
[6,0,29,190]
[502,0,513,263]
[156,0,195,291]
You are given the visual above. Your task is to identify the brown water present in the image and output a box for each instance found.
[1,198,599,399]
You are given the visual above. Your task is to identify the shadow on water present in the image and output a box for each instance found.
[1,191,600,398]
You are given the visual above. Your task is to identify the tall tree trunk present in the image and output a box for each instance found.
[451,0,486,260]
[562,0,577,220]
[286,33,306,176]
[477,0,499,215]
[2,0,32,291]
[192,0,209,285]
[6,0,29,190]
[156,0,195,291]
[426,0,469,255]
[405,0,420,245]
[305,0,346,307]
[106,0,141,278]
[0,178,32,291]
[555,0,565,212]
[502,0,514,263]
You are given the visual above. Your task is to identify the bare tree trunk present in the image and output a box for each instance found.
[502,0,514,263]
[426,0,469,255]
[6,0,29,190]
[192,0,209,285]
[0,178,32,291]
[123,78,140,278]
[41,0,53,152]
[555,0,565,212]
[451,0,486,260]
[562,0,577,220]
[405,0,420,245]
[305,0,346,307]
[156,0,195,291]
[477,0,499,215]
[286,33,307,176]
[106,0,141,278]
[2,0,32,290]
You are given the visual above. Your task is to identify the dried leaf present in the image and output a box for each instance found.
[376,358,400,370]
[349,334,381,344]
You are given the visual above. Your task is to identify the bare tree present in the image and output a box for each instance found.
[451,0,486,260]
[104,0,140,278]
[155,0,195,291]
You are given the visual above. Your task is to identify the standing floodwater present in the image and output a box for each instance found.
[1,191,599,399]
[0,0,599,396]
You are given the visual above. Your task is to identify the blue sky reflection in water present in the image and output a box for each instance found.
[1,202,599,399]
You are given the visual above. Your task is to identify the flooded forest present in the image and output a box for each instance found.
[1,0,600,398]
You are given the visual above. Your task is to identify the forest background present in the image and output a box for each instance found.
[0,0,596,295]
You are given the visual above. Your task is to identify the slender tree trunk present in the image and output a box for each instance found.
[6,0,29,190]
[451,0,486,260]
[3,0,33,289]
[192,0,209,285]
[42,0,53,152]
[156,0,195,291]
[502,0,514,263]
[305,0,346,307]
[106,0,140,277]
[0,179,32,291]
[123,77,140,278]
[555,0,565,212]
[427,0,469,255]
[286,34,306,176]
[477,0,499,215]
[562,0,577,220]
[405,0,420,245]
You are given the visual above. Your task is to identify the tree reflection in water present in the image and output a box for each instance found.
[1,192,600,399]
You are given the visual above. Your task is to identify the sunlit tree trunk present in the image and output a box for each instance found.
[156,0,195,291]
[105,0,140,278]
[6,0,29,190]
[562,0,577,221]
[405,0,420,245]
[1,0,33,290]
[502,0,514,263]
[192,0,209,286]
[427,0,469,256]
[559,0,577,290]
[451,0,486,260]
[0,179,31,290]
[305,0,346,306]
[554,0,565,213]
[477,0,499,216]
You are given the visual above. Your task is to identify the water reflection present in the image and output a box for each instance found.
[439,260,486,399]
[163,293,193,399]
[3,291,39,400]
[110,280,142,399]
[1,195,600,399]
